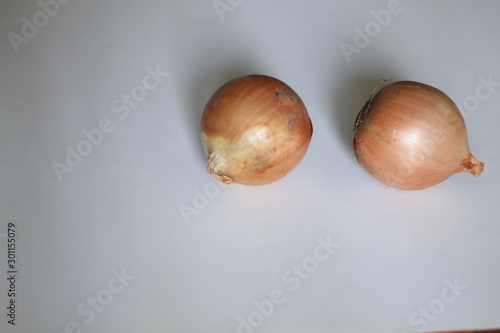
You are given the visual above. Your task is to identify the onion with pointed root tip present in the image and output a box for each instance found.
[353,80,484,190]
[200,74,313,185]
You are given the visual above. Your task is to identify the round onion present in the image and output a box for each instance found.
[353,80,484,190]
[201,74,313,185]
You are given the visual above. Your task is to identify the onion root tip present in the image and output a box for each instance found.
[462,155,484,177]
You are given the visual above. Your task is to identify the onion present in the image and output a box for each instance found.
[201,74,313,185]
[353,80,484,190]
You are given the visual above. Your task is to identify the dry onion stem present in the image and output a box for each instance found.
[201,75,313,185]
[353,80,484,190]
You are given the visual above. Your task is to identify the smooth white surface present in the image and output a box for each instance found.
[1,1,500,332]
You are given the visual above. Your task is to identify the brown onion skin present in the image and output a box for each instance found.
[201,75,313,185]
[353,81,484,190]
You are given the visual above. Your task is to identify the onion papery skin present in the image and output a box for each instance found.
[201,75,313,185]
[353,80,484,190]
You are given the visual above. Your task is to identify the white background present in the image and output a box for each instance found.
[1,1,499,333]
